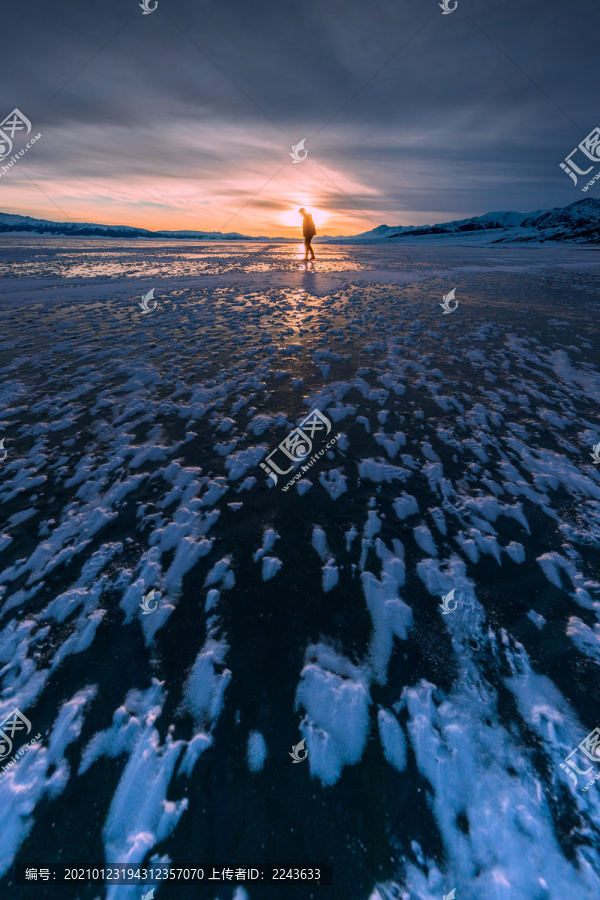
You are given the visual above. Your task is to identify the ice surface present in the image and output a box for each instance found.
[0,688,95,878]
[1,240,600,898]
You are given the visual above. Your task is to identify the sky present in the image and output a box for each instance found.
[1,0,599,237]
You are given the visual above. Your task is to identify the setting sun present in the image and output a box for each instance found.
[279,208,328,229]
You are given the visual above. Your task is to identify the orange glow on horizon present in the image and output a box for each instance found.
[0,169,451,238]
[0,166,383,237]
[0,130,447,237]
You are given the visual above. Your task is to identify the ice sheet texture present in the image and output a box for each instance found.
[0,240,599,899]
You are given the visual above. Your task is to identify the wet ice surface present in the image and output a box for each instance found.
[0,237,600,899]
[0,237,373,282]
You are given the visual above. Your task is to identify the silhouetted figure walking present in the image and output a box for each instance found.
[299,208,316,260]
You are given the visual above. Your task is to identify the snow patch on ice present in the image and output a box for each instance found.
[247,730,268,772]
[295,644,370,787]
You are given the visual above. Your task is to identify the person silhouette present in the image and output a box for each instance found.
[299,208,316,261]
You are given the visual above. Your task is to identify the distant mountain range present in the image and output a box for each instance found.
[1,198,599,244]
[0,212,271,241]
[331,198,600,245]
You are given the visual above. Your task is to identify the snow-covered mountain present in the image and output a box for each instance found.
[326,198,600,244]
[1,198,600,243]
[0,212,272,241]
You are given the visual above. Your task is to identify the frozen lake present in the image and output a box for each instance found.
[0,237,600,899]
